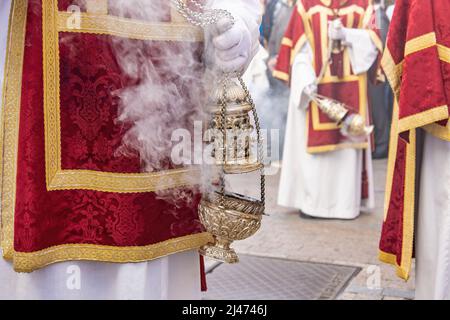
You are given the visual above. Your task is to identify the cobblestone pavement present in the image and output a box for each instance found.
[223,159,415,300]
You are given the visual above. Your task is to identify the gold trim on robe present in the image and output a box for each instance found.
[57,11,204,42]
[0,0,28,260]
[13,233,214,273]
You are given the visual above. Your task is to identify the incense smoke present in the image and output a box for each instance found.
[71,0,224,202]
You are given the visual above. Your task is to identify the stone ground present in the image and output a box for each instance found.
[218,159,415,300]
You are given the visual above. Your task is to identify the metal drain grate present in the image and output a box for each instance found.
[204,255,360,300]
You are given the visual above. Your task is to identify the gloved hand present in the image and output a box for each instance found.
[328,19,347,42]
[208,16,253,74]
[303,83,318,98]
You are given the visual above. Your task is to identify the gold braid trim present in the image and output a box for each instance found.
[381,48,403,100]
[307,142,368,154]
[399,129,416,281]
[281,37,293,48]
[383,99,399,221]
[404,32,436,56]
[438,44,450,63]
[398,105,449,134]
[57,11,204,42]
[12,232,213,273]
[0,0,28,259]
[272,70,290,82]
[368,29,383,52]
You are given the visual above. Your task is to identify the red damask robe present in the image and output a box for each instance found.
[0,0,212,273]
[274,0,382,153]
[379,0,450,280]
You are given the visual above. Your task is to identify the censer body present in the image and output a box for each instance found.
[198,192,263,263]
[172,0,265,264]
[208,82,263,174]
[198,79,265,264]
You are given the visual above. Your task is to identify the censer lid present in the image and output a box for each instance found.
[208,80,252,113]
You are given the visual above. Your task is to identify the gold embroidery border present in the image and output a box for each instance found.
[361,2,374,29]
[438,44,450,63]
[404,32,436,57]
[368,29,383,52]
[398,105,449,134]
[381,48,402,98]
[0,0,28,260]
[307,141,368,154]
[309,4,365,17]
[378,251,408,280]
[57,11,204,42]
[383,100,399,220]
[281,37,293,47]
[400,129,416,281]
[297,2,315,63]
[13,232,213,273]
[43,0,202,193]
[273,70,289,82]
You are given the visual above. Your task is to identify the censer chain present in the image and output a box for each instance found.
[171,0,235,27]
[238,77,266,211]
[219,77,228,207]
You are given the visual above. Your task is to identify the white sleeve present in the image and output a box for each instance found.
[343,28,379,75]
[386,5,395,21]
[291,42,316,110]
[208,0,262,61]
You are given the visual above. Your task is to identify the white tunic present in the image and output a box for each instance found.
[0,0,260,300]
[278,29,378,219]
[415,133,450,300]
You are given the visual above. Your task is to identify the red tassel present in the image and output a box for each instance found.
[200,255,208,292]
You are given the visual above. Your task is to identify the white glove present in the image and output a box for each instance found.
[208,17,254,74]
[328,19,347,42]
[303,83,318,98]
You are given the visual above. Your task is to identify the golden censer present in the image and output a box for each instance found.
[199,78,265,263]
[172,0,265,263]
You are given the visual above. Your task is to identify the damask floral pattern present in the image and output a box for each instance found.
[10,0,206,261]
[59,33,140,173]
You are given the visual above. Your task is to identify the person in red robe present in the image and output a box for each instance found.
[0,0,261,299]
[378,0,450,299]
[273,0,382,219]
